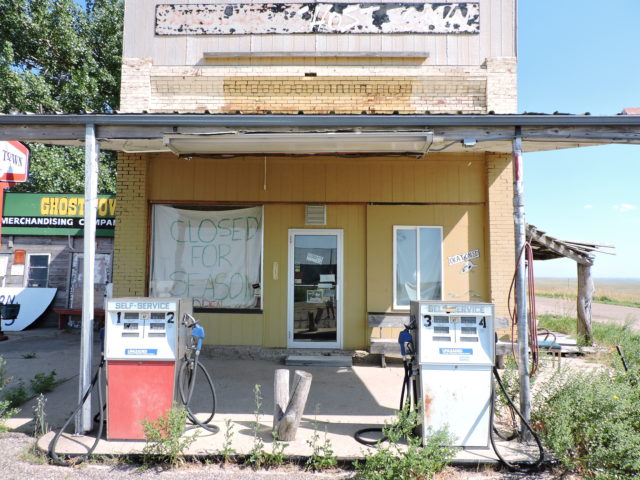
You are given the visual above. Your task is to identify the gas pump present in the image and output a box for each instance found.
[410,300,495,448]
[104,297,192,440]
[49,297,217,464]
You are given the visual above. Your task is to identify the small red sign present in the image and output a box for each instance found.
[0,141,29,183]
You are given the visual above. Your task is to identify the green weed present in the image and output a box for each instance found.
[246,384,266,469]
[33,393,48,437]
[30,370,57,394]
[142,405,197,467]
[4,379,28,409]
[532,368,640,479]
[354,405,457,480]
[305,413,337,471]
[0,356,19,430]
[219,418,236,463]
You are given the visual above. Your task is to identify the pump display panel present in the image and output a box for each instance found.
[105,299,188,361]
[413,302,494,366]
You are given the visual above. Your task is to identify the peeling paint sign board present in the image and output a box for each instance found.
[156,3,480,35]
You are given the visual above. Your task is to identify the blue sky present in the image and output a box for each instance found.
[518,0,640,278]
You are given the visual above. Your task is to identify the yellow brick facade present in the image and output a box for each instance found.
[113,153,148,298]
[485,154,516,323]
[120,58,516,114]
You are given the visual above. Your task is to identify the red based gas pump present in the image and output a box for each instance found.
[104,297,192,440]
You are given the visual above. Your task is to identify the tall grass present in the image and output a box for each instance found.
[538,314,640,370]
[536,278,640,307]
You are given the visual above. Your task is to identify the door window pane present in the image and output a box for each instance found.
[395,228,417,307]
[394,227,442,308]
[419,227,442,300]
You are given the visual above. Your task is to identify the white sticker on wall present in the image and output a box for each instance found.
[448,249,480,266]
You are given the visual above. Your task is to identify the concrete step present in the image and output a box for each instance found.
[284,354,352,367]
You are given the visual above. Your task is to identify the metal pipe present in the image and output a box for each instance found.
[513,134,531,439]
[1,113,640,128]
[75,124,99,434]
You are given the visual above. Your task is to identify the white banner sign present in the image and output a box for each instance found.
[150,206,262,308]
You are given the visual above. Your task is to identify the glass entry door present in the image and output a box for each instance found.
[287,229,342,349]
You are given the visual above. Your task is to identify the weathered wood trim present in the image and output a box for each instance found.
[204,51,430,58]
[367,312,410,328]
[528,227,593,266]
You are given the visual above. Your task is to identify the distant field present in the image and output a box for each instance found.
[535,277,640,306]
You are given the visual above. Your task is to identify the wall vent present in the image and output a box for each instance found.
[305,205,326,225]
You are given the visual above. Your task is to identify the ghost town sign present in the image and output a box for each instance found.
[156,3,480,35]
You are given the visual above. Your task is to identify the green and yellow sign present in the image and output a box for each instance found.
[2,193,116,236]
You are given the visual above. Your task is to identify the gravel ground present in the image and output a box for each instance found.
[0,431,568,480]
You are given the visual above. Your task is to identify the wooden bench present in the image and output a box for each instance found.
[54,308,105,329]
[368,313,411,367]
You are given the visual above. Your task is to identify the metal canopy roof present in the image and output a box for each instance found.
[1,113,640,155]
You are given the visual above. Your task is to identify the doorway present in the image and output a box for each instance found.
[287,229,343,348]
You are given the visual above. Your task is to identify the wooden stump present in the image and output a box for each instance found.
[273,369,289,430]
[273,369,312,441]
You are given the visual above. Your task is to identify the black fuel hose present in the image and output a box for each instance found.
[490,366,544,471]
[354,359,416,446]
[49,356,106,466]
[178,352,218,433]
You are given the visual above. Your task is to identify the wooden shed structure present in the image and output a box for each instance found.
[527,223,614,343]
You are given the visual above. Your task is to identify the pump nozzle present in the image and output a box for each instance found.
[191,324,205,353]
[398,329,413,358]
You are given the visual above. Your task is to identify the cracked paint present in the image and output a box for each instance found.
[155,3,480,35]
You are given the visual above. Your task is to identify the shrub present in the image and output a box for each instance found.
[0,356,19,430]
[30,371,57,394]
[142,406,197,467]
[355,406,457,480]
[532,368,640,479]
[4,380,28,409]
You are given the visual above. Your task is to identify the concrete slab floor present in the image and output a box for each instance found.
[2,328,541,465]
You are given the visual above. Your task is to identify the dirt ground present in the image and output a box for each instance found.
[535,296,640,331]
[0,430,569,480]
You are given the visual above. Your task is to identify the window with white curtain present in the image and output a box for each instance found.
[393,226,443,309]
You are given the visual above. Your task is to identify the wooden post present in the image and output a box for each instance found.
[273,369,289,430]
[577,263,594,345]
[274,370,312,441]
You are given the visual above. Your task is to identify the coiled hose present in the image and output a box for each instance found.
[490,365,545,471]
[48,356,105,466]
[178,351,218,433]
[353,358,417,446]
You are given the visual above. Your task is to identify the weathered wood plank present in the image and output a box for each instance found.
[577,263,594,345]
[367,313,410,328]
[203,50,429,58]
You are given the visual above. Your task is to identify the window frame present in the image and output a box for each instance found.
[392,225,443,310]
[25,253,50,288]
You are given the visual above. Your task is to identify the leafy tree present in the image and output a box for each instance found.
[0,0,124,193]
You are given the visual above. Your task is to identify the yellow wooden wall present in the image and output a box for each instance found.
[139,153,487,349]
